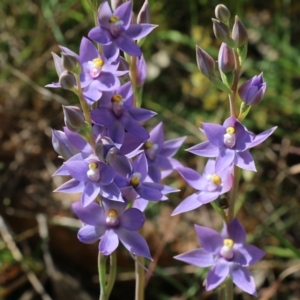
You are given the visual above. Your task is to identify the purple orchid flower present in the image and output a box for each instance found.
[54,154,122,207]
[238,73,266,106]
[79,37,127,104]
[90,82,156,148]
[144,122,186,183]
[72,198,152,259]
[174,219,265,296]
[88,1,157,62]
[187,116,277,172]
[172,159,233,215]
[115,152,178,201]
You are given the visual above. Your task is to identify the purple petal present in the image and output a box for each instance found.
[148,164,161,183]
[83,82,103,102]
[64,160,88,181]
[115,35,142,57]
[78,225,104,243]
[109,154,132,177]
[132,198,148,211]
[215,148,235,173]
[160,137,186,157]
[149,122,164,148]
[203,158,216,174]
[194,224,223,253]
[127,107,156,122]
[121,186,139,200]
[99,163,115,185]
[72,201,106,226]
[121,115,149,141]
[64,127,90,152]
[108,120,125,148]
[133,152,148,180]
[51,52,64,76]
[136,184,163,200]
[156,156,173,169]
[99,182,122,201]
[53,164,69,176]
[79,37,99,64]
[119,208,145,230]
[249,126,277,148]
[177,166,203,190]
[171,193,202,216]
[119,132,143,155]
[187,141,219,157]
[222,219,246,243]
[235,151,256,171]
[81,181,100,207]
[236,244,265,266]
[125,24,157,40]
[117,228,152,260]
[98,1,113,25]
[202,122,226,148]
[97,72,120,91]
[91,107,116,126]
[230,266,257,296]
[88,27,112,45]
[99,229,119,255]
[114,1,132,29]
[102,197,127,214]
[197,191,220,204]
[233,121,253,151]
[103,43,119,63]
[206,260,230,291]
[54,178,84,193]
[174,249,214,267]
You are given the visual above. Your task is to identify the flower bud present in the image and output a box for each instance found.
[59,70,76,90]
[238,73,266,105]
[212,18,230,43]
[232,16,248,47]
[215,4,231,23]
[61,53,78,72]
[137,0,150,24]
[195,45,215,79]
[218,43,235,73]
[52,130,78,160]
[135,55,147,87]
[63,105,85,132]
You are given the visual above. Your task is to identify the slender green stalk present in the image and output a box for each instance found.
[135,256,145,300]
[106,251,117,298]
[129,56,139,107]
[98,252,108,300]
[228,165,239,221]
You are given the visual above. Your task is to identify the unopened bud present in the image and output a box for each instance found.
[218,43,235,73]
[212,18,230,43]
[52,130,78,159]
[215,4,231,23]
[232,16,248,47]
[59,70,76,90]
[61,53,78,72]
[135,55,147,87]
[195,45,215,79]
[63,105,85,132]
[137,0,150,24]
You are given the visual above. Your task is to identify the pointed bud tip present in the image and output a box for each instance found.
[215,4,231,23]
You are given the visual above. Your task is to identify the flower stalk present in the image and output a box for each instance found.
[135,255,145,300]
[98,252,108,300]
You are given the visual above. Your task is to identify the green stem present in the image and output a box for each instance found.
[135,256,145,300]
[74,74,95,149]
[98,252,107,300]
[129,56,139,107]
[106,251,117,298]
[228,165,239,221]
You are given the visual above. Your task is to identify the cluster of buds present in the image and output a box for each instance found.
[173,4,276,297]
[48,0,185,260]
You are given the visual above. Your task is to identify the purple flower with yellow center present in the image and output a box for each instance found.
[88,1,157,62]
[174,219,265,296]
[79,37,127,104]
[115,152,178,201]
[238,73,266,106]
[172,159,232,215]
[144,122,186,183]
[72,198,151,259]
[54,155,122,207]
[91,82,156,148]
[188,116,277,172]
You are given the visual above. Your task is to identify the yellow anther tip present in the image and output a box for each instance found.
[89,162,98,170]
[211,174,222,186]
[111,94,123,103]
[223,238,234,248]
[226,127,235,134]
[107,209,118,218]
[144,141,153,149]
[109,15,120,23]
